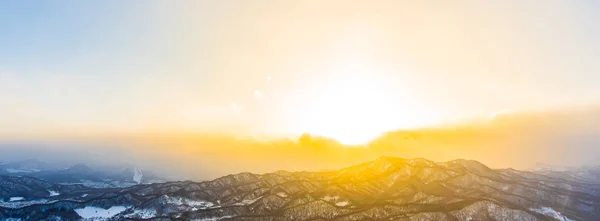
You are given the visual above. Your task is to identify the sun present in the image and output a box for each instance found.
[287,62,427,145]
[306,77,390,145]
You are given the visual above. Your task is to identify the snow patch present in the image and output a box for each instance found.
[235,196,263,205]
[75,206,128,219]
[126,208,157,219]
[48,190,60,196]
[529,207,574,221]
[322,196,339,201]
[163,196,215,208]
[191,215,233,221]
[9,197,24,202]
[322,195,349,206]
[335,201,350,207]
[0,199,54,209]
[276,192,288,198]
[133,167,143,184]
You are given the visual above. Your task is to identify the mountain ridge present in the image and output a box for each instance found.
[0,156,598,220]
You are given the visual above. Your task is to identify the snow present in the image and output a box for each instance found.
[322,196,339,201]
[0,199,54,209]
[75,206,128,219]
[335,201,350,206]
[383,163,391,171]
[126,208,157,219]
[49,190,60,196]
[390,171,402,181]
[322,195,349,206]
[9,197,24,202]
[529,207,574,221]
[191,215,233,221]
[133,167,143,184]
[163,196,215,208]
[234,196,263,205]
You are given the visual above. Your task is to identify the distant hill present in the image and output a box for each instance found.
[0,159,164,188]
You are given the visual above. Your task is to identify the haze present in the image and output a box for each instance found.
[1,1,600,180]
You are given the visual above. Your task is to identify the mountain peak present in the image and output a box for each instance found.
[348,156,439,174]
[441,159,498,178]
[369,156,398,171]
[65,163,93,173]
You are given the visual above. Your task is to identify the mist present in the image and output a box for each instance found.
[1,106,599,181]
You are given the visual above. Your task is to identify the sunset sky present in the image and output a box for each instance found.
[2,1,600,145]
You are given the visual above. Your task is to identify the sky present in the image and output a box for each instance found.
[2,1,600,145]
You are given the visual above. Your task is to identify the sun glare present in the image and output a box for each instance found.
[289,62,424,145]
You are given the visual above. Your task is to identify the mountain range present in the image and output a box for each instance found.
[0,157,598,220]
[0,159,162,188]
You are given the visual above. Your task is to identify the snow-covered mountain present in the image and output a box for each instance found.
[0,157,599,220]
[0,160,164,188]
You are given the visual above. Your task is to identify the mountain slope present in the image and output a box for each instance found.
[0,157,598,220]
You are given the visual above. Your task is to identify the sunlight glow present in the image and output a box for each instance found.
[289,61,430,145]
